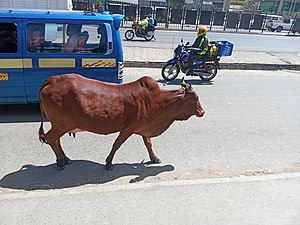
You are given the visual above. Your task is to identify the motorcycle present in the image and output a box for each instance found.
[161,39,230,81]
[125,19,156,41]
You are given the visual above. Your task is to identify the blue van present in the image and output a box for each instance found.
[0,9,124,104]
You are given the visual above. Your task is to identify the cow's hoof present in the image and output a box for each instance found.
[105,162,114,171]
[150,156,161,164]
[56,159,65,170]
[64,157,72,165]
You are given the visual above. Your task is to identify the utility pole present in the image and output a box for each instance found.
[277,0,284,14]
[288,0,296,15]
[166,0,170,28]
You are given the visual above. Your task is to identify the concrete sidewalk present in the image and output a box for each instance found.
[1,173,299,225]
[123,46,300,70]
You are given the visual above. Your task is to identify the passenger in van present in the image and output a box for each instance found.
[0,23,17,53]
[76,31,89,51]
[27,23,45,52]
[65,24,82,53]
[28,31,42,52]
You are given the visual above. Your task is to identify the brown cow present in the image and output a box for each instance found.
[39,74,205,170]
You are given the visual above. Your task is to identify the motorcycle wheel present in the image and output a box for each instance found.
[199,63,218,81]
[125,30,134,41]
[161,63,180,81]
[144,35,154,41]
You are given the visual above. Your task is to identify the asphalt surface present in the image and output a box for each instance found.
[1,27,300,223]
[0,69,299,224]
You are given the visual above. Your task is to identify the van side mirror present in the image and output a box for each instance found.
[186,42,190,46]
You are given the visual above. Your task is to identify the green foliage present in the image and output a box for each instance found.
[170,0,185,9]
[260,1,279,14]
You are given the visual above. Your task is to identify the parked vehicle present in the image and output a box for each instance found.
[124,19,156,41]
[0,9,124,104]
[266,19,295,32]
[265,15,285,23]
[161,39,233,81]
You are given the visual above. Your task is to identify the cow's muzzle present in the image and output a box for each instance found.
[197,109,205,117]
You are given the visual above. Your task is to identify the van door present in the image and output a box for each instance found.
[0,19,26,103]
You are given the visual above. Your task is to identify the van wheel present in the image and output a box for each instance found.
[276,26,283,32]
[125,30,134,40]
[271,28,275,32]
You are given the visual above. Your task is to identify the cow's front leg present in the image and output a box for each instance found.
[105,131,132,171]
[142,136,161,164]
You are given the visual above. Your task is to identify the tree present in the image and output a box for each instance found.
[170,0,185,9]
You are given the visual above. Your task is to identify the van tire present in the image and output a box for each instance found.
[276,26,283,32]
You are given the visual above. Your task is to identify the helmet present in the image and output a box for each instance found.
[197,26,207,37]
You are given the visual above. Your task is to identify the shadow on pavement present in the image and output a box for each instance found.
[157,78,213,86]
[0,160,174,191]
[0,103,41,123]
[123,39,150,42]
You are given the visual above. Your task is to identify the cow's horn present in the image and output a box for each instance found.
[186,85,193,93]
[181,77,186,92]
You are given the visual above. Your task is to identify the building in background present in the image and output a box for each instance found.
[231,0,300,14]
[1,0,298,15]
[0,0,73,10]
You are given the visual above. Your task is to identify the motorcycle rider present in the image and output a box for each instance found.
[187,25,210,74]
[146,14,155,33]
[148,14,154,27]
[138,15,149,35]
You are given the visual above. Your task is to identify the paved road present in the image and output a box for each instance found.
[0,68,299,224]
[0,68,299,190]
[121,29,300,52]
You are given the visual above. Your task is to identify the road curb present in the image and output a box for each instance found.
[1,172,300,200]
[124,61,300,71]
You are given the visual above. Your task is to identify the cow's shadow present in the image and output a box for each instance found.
[0,160,174,191]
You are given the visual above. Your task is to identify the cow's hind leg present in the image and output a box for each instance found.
[44,127,67,170]
[58,138,72,165]
[142,136,161,164]
[105,131,132,171]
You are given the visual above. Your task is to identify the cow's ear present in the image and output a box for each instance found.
[176,89,185,99]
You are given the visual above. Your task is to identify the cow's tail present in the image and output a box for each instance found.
[38,79,50,145]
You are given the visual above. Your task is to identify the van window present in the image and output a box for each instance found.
[0,22,17,53]
[27,22,108,53]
